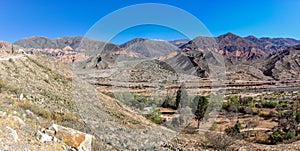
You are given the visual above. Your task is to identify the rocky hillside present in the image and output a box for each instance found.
[181,33,266,59]
[0,40,12,50]
[0,53,180,150]
[245,36,300,54]
[0,54,83,150]
[119,38,179,57]
[262,45,300,80]
[168,39,190,47]
[14,36,119,52]
[181,32,300,59]
[11,34,300,81]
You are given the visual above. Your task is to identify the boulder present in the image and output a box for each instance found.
[50,124,93,151]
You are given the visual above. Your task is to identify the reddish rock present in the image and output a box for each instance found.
[50,124,93,151]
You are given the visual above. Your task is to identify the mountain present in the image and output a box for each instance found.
[14,36,57,49]
[181,33,300,59]
[11,34,300,80]
[168,39,190,47]
[216,32,266,58]
[180,36,217,52]
[119,38,179,57]
[263,45,300,80]
[261,37,300,47]
[245,36,300,54]
[180,33,266,59]
[0,40,12,50]
[163,52,209,77]
[14,36,120,54]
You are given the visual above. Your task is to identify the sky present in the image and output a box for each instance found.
[0,0,300,44]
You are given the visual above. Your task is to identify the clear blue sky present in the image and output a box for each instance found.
[1,0,300,43]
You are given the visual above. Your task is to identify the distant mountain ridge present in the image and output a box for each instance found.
[14,36,119,53]
[4,33,300,80]
[13,33,300,58]
[119,38,179,57]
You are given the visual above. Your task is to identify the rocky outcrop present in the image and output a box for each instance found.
[37,124,93,151]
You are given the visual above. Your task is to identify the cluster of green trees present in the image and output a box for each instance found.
[161,84,209,129]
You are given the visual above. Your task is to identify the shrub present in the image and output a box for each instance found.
[145,107,164,124]
[226,96,240,105]
[269,130,296,144]
[259,111,271,118]
[251,108,259,115]
[260,100,279,108]
[204,132,234,150]
[227,104,238,112]
[161,94,176,109]
[225,121,241,136]
[209,122,218,131]
[17,100,51,119]
[240,97,254,107]
[269,130,283,144]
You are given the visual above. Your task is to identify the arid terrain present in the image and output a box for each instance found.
[0,33,300,150]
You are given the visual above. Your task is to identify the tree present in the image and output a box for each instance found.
[175,83,188,109]
[11,44,15,54]
[194,96,209,129]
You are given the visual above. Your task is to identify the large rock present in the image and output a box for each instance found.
[49,124,93,151]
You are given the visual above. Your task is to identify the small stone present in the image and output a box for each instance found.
[0,111,7,118]
[239,146,249,151]
[26,109,35,117]
[6,126,19,142]
[19,93,24,100]
[36,130,53,143]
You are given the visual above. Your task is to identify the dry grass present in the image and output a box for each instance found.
[16,99,78,123]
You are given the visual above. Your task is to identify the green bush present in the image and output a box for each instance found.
[209,122,218,131]
[259,111,271,118]
[260,100,279,108]
[269,130,283,144]
[145,107,164,124]
[269,131,296,144]
[225,121,241,136]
